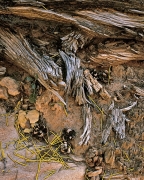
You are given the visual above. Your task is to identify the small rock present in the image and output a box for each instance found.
[0,106,6,114]
[18,110,27,129]
[0,77,19,96]
[95,166,102,170]
[126,67,135,79]
[31,123,36,128]
[112,65,125,79]
[54,31,59,35]
[0,86,8,99]
[104,149,115,167]
[35,90,52,111]
[22,104,28,110]
[58,80,66,88]
[69,154,85,162]
[98,149,103,155]
[87,169,102,177]
[28,106,36,110]
[93,156,98,163]
[115,147,121,155]
[23,83,32,96]
[99,88,111,100]
[117,161,123,171]
[135,133,140,140]
[98,157,103,165]
[0,66,6,75]
[26,110,39,124]
[94,150,99,156]
[89,162,95,167]
[121,139,134,150]
[24,128,32,133]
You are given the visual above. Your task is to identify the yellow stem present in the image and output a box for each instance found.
[7,154,26,166]
[36,159,41,180]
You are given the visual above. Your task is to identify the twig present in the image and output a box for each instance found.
[7,154,26,166]
[35,159,41,180]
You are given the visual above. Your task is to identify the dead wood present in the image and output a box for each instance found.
[0,0,144,102]
[79,104,92,145]
[11,1,144,12]
[0,2,143,66]
[0,27,66,104]
[0,5,143,40]
[131,85,144,97]
[101,101,137,144]
[90,40,144,66]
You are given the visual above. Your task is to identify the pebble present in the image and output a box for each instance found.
[104,149,115,166]
[0,66,6,75]
[18,110,27,129]
[26,110,39,124]
[87,169,102,177]
[0,77,19,96]
[0,86,8,99]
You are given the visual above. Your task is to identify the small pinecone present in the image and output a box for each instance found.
[85,147,104,168]
[60,141,71,154]
[62,128,76,141]
[33,123,47,138]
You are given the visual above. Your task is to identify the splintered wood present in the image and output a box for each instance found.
[61,32,89,54]
[0,6,143,41]
[84,69,111,100]
[84,69,102,94]
[131,85,144,97]
[101,101,137,144]
[90,41,144,66]
[59,32,111,144]
[0,28,66,104]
